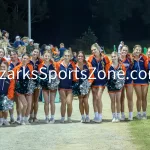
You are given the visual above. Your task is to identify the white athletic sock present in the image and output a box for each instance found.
[112,113,116,118]
[81,115,85,118]
[22,117,25,121]
[95,112,98,118]
[24,117,28,121]
[61,117,65,120]
[86,115,89,118]
[117,113,120,119]
[129,112,133,117]
[51,115,54,119]
[98,113,102,119]
[45,115,49,119]
[137,112,141,115]
[121,112,125,116]
[143,112,146,115]
[68,117,71,120]
[0,118,3,122]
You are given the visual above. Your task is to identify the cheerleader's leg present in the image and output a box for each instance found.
[78,95,84,116]
[49,90,56,123]
[33,89,40,121]
[92,88,98,117]
[25,94,32,119]
[141,85,148,117]
[43,90,50,120]
[66,90,73,119]
[59,90,67,118]
[120,87,125,117]
[134,86,142,113]
[18,94,28,119]
[125,85,133,118]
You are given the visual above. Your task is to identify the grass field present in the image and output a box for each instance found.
[129,88,150,150]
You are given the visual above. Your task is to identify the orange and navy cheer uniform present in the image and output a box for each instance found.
[8,59,21,71]
[38,61,56,90]
[121,56,133,85]
[132,54,148,85]
[75,62,94,84]
[105,63,126,93]
[87,54,110,88]
[30,58,43,88]
[14,63,33,94]
[56,60,76,90]
[0,72,15,100]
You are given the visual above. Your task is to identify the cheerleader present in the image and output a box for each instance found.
[88,43,110,123]
[120,45,133,121]
[56,50,76,123]
[74,51,94,123]
[132,45,148,119]
[38,51,57,124]
[106,52,126,122]
[29,48,43,123]
[0,61,15,126]
[8,50,21,123]
[14,53,34,125]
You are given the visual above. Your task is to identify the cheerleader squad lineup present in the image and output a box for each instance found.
[0,30,150,126]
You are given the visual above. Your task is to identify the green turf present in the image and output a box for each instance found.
[129,89,150,150]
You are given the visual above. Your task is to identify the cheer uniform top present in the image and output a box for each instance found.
[30,58,43,88]
[105,62,126,93]
[38,61,56,91]
[120,55,133,85]
[87,54,110,87]
[14,63,33,94]
[56,60,76,90]
[132,54,148,85]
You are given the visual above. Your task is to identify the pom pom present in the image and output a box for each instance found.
[0,95,13,111]
[79,79,91,95]
[47,73,60,90]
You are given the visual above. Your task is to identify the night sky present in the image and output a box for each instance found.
[32,0,91,47]
[31,0,150,47]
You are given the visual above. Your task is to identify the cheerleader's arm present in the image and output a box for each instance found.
[7,79,15,100]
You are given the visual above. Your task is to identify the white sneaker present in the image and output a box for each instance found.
[142,114,147,120]
[45,118,49,124]
[136,114,142,120]
[115,117,120,123]
[49,118,55,124]
[112,117,116,123]
[81,117,85,123]
[25,120,30,125]
[85,117,90,123]
[97,118,102,123]
[60,118,65,123]
[120,115,126,121]
[128,116,133,121]
[67,118,72,123]
[16,119,21,125]
[3,120,10,126]
[20,120,26,125]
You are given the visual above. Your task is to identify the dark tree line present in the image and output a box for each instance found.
[0,0,48,40]
[90,0,150,47]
